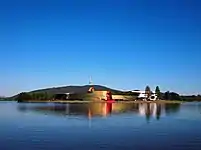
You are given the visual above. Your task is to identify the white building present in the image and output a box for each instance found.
[131,90,157,101]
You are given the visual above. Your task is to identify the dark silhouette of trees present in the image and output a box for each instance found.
[17,92,32,102]
[16,92,54,102]
[164,91,170,100]
[161,91,201,101]
[163,91,181,100]
[155,86,161,100]
[170,92,181,100]
[180,95,201,101]
[145,86,151,100]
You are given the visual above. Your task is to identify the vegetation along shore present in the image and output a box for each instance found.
[1,85,200,102]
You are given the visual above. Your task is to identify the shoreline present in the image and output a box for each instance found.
[16,100,183,104]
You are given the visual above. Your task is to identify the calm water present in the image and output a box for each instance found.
[0,101,201,150]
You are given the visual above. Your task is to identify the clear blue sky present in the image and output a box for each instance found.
[1,0,201,96]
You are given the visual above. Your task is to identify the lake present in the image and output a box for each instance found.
[0,101,201,150]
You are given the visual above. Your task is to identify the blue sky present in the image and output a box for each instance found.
[0,0,201,96]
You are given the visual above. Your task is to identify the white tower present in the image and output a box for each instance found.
[89,76,93,85]
[88,76,94,92]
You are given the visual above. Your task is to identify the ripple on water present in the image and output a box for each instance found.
[0,102,201,150]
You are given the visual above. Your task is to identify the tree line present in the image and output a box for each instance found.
[16,92,54,102]
[145,85,201,101]
[15,86,201,102]
[145,85,183,100]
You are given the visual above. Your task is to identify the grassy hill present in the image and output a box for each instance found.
[9,85,124,100]
[30,85,122,94]
[5,85,201,102]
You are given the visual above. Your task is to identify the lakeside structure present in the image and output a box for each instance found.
[54,78,114,101]
[131,90,158,101]
[53,78,158,102]
[54,90,158,101]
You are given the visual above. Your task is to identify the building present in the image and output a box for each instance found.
[53,77,113,101]
[131,90,157,101]
[53,78,157,101]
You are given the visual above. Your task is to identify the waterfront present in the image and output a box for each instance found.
[0,101,201,150]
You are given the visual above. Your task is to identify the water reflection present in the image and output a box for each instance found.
[2,102,201,150]
[17,102,181,120]
[165,103,181,115]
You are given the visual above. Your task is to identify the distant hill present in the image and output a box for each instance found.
[10,85,124,100]
[30,85,122,94]
[6,85,201,102]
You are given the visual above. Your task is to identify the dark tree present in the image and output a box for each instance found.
[164,91,170,100]
[17,92,32,102]
[16,92,54,102]
[31,93,37,100]
[145,86,151,100]
[163,91,181,100]
[155,86,161,100]
[169,92,181,100]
